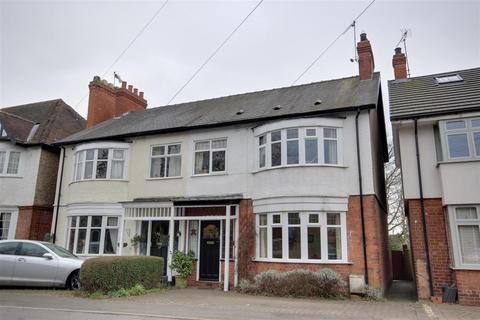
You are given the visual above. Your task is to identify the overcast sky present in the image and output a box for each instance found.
[1,0,479,131]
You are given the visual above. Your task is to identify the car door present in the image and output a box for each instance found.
[0,241,20,284]
[11,242,59,286]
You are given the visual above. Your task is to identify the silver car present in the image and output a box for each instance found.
[0,240,83,289]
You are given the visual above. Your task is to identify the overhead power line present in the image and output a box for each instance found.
[291,0,376,85]
[74,0,169,109]
[166,0,264,105]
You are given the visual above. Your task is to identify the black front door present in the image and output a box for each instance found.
[199,220,220,281]
[150,221,169,276]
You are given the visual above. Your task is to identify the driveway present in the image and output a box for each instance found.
[0,288,479,320]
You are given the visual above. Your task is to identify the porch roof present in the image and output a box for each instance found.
[122,194,244,206]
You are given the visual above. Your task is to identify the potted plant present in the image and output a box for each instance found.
[170,251,194,288]
[130,234,146,254]
[153,231,169,247]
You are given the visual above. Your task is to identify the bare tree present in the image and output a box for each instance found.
[385,141,408,247]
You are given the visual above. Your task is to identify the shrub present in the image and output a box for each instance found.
[240,268,346,298]
[170,251,194,278]
[80,256,163,293]
[363,285,384,301]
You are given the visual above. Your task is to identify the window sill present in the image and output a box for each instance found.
[191,172,228,178]
[254,258,352,264]
[146,176,183,181]
[437,158,480,167]
[69,179,129,185]
[0,174,23,178]
[450,265,480,271]
[253,164,347,173]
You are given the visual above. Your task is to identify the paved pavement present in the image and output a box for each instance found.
[0,288,479,320]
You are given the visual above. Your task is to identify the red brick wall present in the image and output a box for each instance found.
[15,206,53,240]
[407,198,452,299]
[453,270,480,305]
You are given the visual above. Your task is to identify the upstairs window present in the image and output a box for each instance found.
[74,148,126,181]
[194,139,227,175]
[0,151,21,175]
[257,127,341,170]
[442,118,480,160]
[150,144,181,178]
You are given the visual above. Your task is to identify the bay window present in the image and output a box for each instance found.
[449,205,480,268]
[257,211,346,262]
[0,150,21,175]
[67,215,120,255]
[257,126,341,169]
[150,144,182,178]
[74,148,127,181]
[194,139,227,175]
[442,118,480,160]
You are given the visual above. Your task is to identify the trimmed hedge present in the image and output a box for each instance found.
[80,256,163,293]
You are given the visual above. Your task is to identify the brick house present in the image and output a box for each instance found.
[389,49,480,305]
[0,99,86,240]
[52,33,391,293]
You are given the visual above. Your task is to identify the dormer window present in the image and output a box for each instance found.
[435,74,463,84]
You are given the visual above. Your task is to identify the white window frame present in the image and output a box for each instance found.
[73,148,128,181]
[0,150,21,176]
[255,126,343,171]
[440,117,480,161]
[0,208,18,240]
[148,143,182,179]
[448,205,480,269]
[193,138,227,176]
[255,211,347,263]
[66,215,120,256]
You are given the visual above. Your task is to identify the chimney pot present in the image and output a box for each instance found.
[128,85,133,92]
[395,47,402,55]
[93,75,100,81]
[134,88,138,95]
[140,92,144,98]
[121,81,127,89]
[360,33,367,41]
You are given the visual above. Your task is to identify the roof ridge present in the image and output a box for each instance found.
[1,98,63,110]
[388,67,480,83]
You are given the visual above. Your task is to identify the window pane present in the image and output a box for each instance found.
[259,146,266,168]
[474,132,480,156]
[103,229,118,254]
[221,220,235,259]
[288,212,300,225]
[328,227,342,259]
[271,131,281,142]
[76,229,86,254]
[75,161,82,181]
[212,139,227,149]
[306,128,316,136]
[259,214,267,226]
[305,139,318,164]
[286,128,298,139]
[79,216,88,227]
[166,155,181,177]
[448,134,470,158]
[0,151,5,174]
[272,214,281,224]
[271,142,281,167]
[324,128,337,138]
[18,243,47,257]
[89,229,101,254]
[84,161,94,179]
[308,227,321,259]
[97,149,108,159]
[195,141,210,151]
[324,140,338,164]
[259,135,266,146]
[7,151,20,174]
[68,229,76,252]
[85,149,94,160]
[96,160,108,178]
[259,228,267,258]
[287,140,299,164]
[309,214,319,223]
[70,216,77,227]
[458,225,480,264]
[111,160,124,179]
[0,212,11,240]
[168,144,181,154]
[152,146,165,156]
[288,227,301,259]
[446,120,466,130]
[272,227,283,258]
[456,207,478,220]
[113,150,124,159]
[107,217,118,227]
[188,221,199,258]
[194,151,210,174]
[472,119,480,128]
[91,216,102,227]
[327,213,341,225]
[150,157,165,178]
[212,150,226,172]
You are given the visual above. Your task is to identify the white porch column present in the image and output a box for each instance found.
[167,207,175,283]
[234,205,239,287]
[224,205,231,292]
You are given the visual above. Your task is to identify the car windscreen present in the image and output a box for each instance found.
[43,243,78,258]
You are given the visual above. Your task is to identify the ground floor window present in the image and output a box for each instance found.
[256,211,347,262]
[449,205,480,268]
[66,215,119,255]
[0,212,12,240]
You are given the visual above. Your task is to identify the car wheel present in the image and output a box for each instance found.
[67,271,80,290]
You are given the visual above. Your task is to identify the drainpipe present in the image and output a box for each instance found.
[52,146,65,244]
[355,110,369,285]
[413,119,434,296]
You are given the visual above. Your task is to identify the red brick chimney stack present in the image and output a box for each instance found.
[357,33,375,81]
[87,76,147,128]
[392,47,408,80]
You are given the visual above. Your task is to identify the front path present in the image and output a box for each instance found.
[0,288,478,320]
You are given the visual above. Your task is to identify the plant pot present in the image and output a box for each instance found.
[175,276,187,289]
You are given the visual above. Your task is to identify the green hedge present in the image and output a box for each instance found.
[80,256,164,293]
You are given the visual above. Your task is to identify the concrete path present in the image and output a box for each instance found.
[0,288,479,320]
